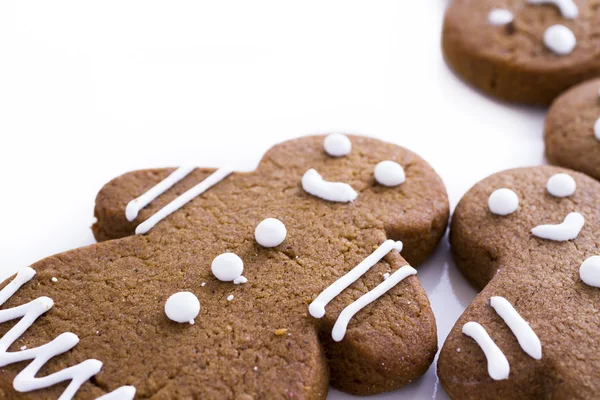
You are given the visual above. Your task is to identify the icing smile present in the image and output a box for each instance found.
[530,212,584,242]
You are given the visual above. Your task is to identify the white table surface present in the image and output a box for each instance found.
[0,1,547,398]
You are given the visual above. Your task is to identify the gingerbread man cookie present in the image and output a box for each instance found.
[443,0,600,105]
[438,166,600,399]
[0,135,449,399]
[545,77,600,181]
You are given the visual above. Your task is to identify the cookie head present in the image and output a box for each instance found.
[438,166,600,399]
[443,0,600,105]
[0,134,449,399]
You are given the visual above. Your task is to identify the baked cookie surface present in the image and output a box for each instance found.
[0,135,449,399]
[545,78,600,180]
[438,166,600,399]
[443,0,600,105]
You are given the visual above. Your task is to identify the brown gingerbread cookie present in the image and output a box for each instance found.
[0,134,449,399]
[443,0,600,105]
[545,77,600,180]
[438,166,600,399]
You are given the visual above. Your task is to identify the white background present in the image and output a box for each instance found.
[0,1,547,399]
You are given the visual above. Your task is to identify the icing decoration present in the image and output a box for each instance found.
[301,169,358,203]
[323,133,352,157]
[233,276,248,285]
[0,268,135,400]
[488,9,514,25]
[309,240,403,319]
[255,218,287,247]
[547,173,576,197]
[462,322,510,381]
[164,292,200,324]
[527,0,578,19]
[126,166,196,222]
[227,295,234,301]
[490,297,542,360]
[374,161,406,187]
[331,265,416,342]
[211,253,245,283]
[51,277,58,283]
[594,117,600,141]
[580,256,600,288]
[531,212,584,241]
[543,25,576,56]
[97,386,137,400]
[136,168,233,235]
[488,188,519,216]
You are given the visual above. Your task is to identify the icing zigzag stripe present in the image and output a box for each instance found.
[0,267,135,400]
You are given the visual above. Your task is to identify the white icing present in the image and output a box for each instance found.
[136,168,233,234]
[490,296,542,360]
[0,268,135,399]
[531,212,584,241]
[227,295,234,301]
[164,292,200,324]
[331,265,416,342]
[96,386,136,400]
[527,0,578,19]
[309,240,403,318]
[233,276,248,285]
[488,188,519,216]
[543,25,576,56]
[255,218,287,248]
[462,321,510,381]
[51,277,58,283]
[594,117,600,141]
[211,253,245,282]
[374,161,406,187]
[580,256,600,288]
[323,133,352,157]
[301,169,358,203]
[383,272,390,280]
[547,173,576,197]
[488,8,514,25]
[126,166,196,222]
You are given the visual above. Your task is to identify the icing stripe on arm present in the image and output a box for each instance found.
[490,296,542,360]
[0,268,135,400]
[126,166,196,222]
[331,265,416,342]
[462,321,510,381]
[136,167,233,235]
[309,240,403,318]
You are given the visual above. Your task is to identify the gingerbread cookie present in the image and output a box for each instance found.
[443,0,600,105]
[545,78,600,180]
[0,134,449,399]
[438,166,600,399]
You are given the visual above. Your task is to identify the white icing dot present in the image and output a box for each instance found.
[594,117,600,141]
[527,0,578,19]
[165,292,200,324]
[255,218,287,248]
[51,277,58,283]
[374,161,406,187]
[201,282,206,287]
[547,173,576,197]
[211,253,244,282]
[580,256,600,288]
[227,294,234,301]
[488,188,519,216]
[323,133,352,157]
[488,8,514,25]
[543,25,576,56]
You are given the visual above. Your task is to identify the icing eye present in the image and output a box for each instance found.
[255,218,287,248]
[374,161,406,187]
[543,25,576,56]
[323,133,352,157]
[488,188,519,216]
[546,173,576,197]
[211,253,247,284]
[488,9,514,25]
[164,292,200,325]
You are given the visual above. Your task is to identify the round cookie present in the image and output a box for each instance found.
[443,0,600,106]
[438,166,600,399]
[545,78,600,180]
[0,135,449,399]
